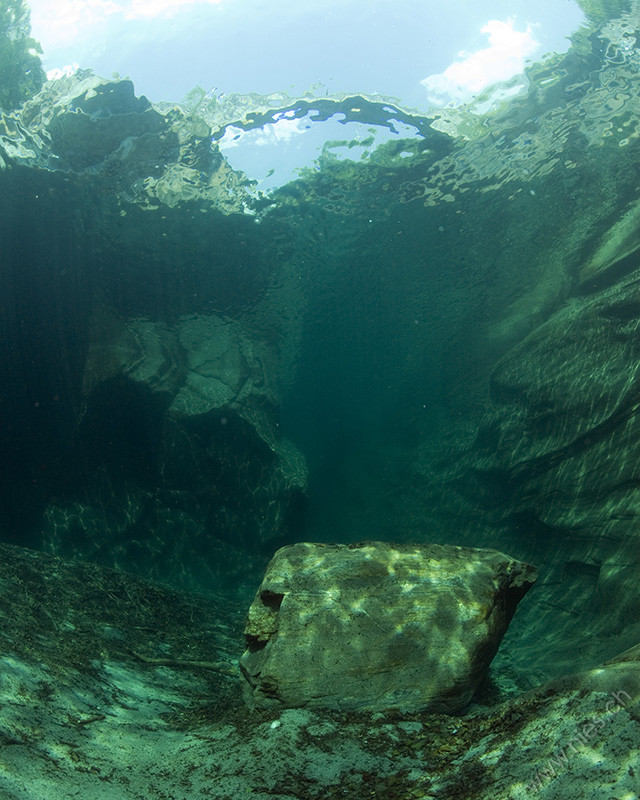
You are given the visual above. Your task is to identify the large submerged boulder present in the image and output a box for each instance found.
[0,541,636,800]
[240,541,537,712]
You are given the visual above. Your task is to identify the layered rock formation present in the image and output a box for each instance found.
[420,261,640,680]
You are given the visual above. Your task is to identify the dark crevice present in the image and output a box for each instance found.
[260,590,284,612]
[244,635,268,654]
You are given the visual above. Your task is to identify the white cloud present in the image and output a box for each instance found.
[421,19,540,108]
[46,63,80,80]
[254,118,307,146]
[124,0,225,19]
[29,0,227,50]
[29,0,121,49]
[218,125,246,150]
[219,118,307,151]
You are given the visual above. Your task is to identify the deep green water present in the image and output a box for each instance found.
[2,8,640,798]
[2,6,640,622]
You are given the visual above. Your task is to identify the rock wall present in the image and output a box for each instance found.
[0,73,309,592]
[421,261,640,677]
[42,311,307,590]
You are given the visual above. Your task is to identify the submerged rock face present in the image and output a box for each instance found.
[0,73,308,591]
[240,541,537,712]
[0,70,442,596]
[41,310,307,590]
[445,269,640,645]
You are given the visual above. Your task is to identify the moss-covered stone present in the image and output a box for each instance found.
[241,541,537,713]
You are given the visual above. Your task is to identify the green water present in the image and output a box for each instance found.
[1,3,640,643]
[2,5,640,799]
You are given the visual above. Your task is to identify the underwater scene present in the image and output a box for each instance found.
[1,0,640,797]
